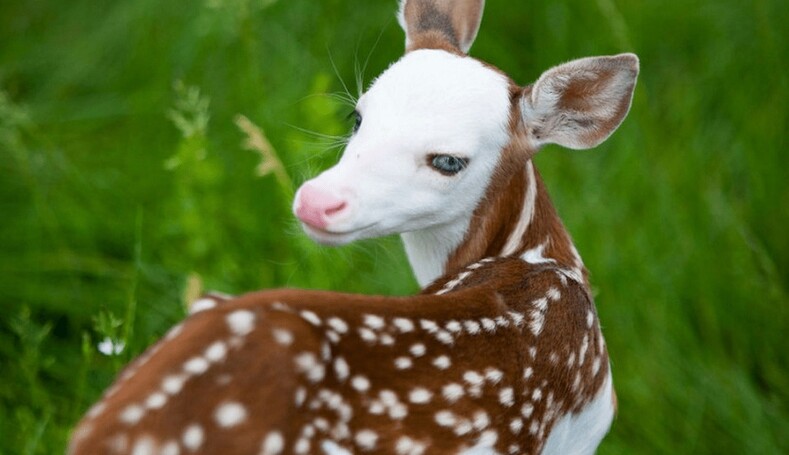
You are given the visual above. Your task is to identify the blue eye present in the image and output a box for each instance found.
[430,154,469,175]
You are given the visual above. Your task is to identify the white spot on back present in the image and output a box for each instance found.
[272,328,294,346]
[162,374,187,395]
[409,343,426,357]
[145,392,167,410]
[510,418,524,434]
[473,410,490,430]
[499,387,515,407]
[205,341,228,362]
[326,317,349,334]
[454,419,473,436]
[300,310,322,326]
[393,318,414,333]
[379,333,396,346]
[480,318,497,332]
[294,437,310,454]
[261,432,284,455]
[463,320,481,335]
[351,375,370,393]
[435,410,457,427]
[523,366,533,380]
[388,403,409,420]
[107,433,129,453]
[161,440,180,455]
[295,387,307,407]
[395,436,425,455]
[215,401,247,428]
[379,390,398,407]
[119,405,145,425]
[334,357,350,381]
[508,311,525,327]
[183,356,210,375]
[533,297,549,312]
[395,356,413,370]
[226,310,255,336]
[432,355,451,370]
[294,352,325,383]
[408,388,433,404]
[182,424,204,451]
[130,435,156,455]
[434,330,454,345]
[478,430,498,448]
[189,298,217,314]
[419,319,439,333]
[363,314,385,330]
[463,371,484,387]
[358,327,377,344]
[322,440,351,455]
[355,429,378,451]
[484,368,503,384]
[445,320,462,333]
[522,242,556,265]
[439,382,463,404]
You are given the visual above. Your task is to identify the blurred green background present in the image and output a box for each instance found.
[1,0,787,453]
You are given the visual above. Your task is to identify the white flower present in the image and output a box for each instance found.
[98,337,126,356]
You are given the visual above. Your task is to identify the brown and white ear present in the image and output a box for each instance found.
[397,0,485,54]
[521,53,639,150]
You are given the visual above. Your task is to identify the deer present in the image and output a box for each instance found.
[69,0,639,453]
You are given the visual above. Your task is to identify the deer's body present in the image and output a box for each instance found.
[70,1,638,453]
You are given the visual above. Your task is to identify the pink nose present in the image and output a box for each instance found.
[295,184,348,229]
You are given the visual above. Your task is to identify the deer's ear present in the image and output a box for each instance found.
[397,0,485,54]
[520,54,639,150]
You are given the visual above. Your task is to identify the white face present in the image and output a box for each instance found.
[294,49,512,246]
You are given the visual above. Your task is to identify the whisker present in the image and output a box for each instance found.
[326,47,357,107]
[356,20,390,97]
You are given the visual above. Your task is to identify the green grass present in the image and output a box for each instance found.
[1,0,787,453]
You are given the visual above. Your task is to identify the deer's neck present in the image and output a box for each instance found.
[402,157,588,289]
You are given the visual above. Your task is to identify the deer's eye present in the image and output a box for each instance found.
[429,154,469,176]
[350,110,362,133]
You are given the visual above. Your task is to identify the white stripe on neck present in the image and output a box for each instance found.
[500,160,537,257]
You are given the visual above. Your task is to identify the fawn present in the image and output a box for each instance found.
[69,0,638,453]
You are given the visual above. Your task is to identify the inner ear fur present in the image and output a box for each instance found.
[521,53,640,150]
[398,0,485,54]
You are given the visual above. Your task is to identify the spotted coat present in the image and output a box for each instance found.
[69,254,610,454]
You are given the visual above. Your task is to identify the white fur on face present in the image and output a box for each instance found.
[296,50,511,282]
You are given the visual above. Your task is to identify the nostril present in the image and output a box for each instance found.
[294,184,350,229]
[325,201,347,217]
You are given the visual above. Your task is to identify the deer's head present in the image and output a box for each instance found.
[294,0,638,283]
